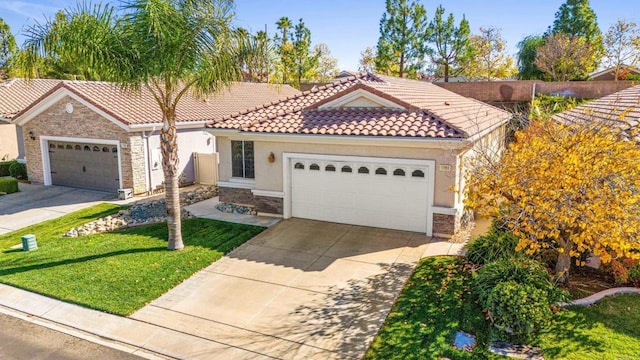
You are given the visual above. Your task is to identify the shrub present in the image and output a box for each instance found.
[8,161,27,180]
[486,281,553,343]
[0,177,18,194]
[0,161,13,176]
[604,258,640,286]
[466,224,520,265]
[474,258,561,304]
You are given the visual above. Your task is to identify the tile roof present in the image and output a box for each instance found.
[209,73,511,139]
[5,79,300,125]
[552,85,640,140]
[0,79,60,119]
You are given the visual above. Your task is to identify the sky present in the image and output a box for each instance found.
[1,0,639,71]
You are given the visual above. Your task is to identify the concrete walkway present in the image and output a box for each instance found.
[0,183,115,234]
[184,197,281,227]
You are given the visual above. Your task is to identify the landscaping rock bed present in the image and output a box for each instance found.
[64,185,217,237]
[215,202,257,215]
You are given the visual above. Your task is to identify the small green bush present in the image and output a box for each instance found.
[8,161,27,180]
[474,258,561,304]
[0,161,13,176]
[486,281,553,343]
[0,177,18,194]
[466,224,520,265]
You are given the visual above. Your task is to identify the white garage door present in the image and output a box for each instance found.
[290,155,433,233]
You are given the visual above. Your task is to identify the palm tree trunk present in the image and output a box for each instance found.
[161,110,184,251]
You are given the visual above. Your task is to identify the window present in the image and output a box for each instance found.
[310,163,320,171]
[57,144,64,149]
[358,166,369,174]
[75,145,81,150]
[102,147,109,152]
[325,164,336,172]
[393,168,406,176]
[66,144,72,150]
[84,146,91,151]
[93,146,100,151]
[341,165,353,173]
[294,162,305,170]
[375,167,387,175]
[412,170,425,178]
[231,140,254,179]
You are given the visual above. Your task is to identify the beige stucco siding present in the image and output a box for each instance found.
[217,136,465,208]
[456,124,507,208]
[0,123,19,160]
[22,96,147,193]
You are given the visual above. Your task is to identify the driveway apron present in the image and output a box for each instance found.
[131,218,431,359]
[0,183,115,234]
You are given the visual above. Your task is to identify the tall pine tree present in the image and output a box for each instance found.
[375,0,428,78]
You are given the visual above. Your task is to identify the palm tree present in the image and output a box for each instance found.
[20,0,245,250]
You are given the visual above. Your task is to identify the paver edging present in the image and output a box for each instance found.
[559,287,640,307]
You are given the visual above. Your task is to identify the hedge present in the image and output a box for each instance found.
[0,177,19,194]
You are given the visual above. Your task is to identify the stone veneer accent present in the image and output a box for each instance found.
[254,195,283,215]
[23,96,147,193]
[218,186,255,205]
[433,213,456,237]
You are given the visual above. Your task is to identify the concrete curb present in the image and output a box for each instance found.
[0,305,167,360]
[559,287,640,307]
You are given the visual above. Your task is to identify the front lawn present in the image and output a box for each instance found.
[364,256,499,360]
[538,294,640,359]
[0,204,264,315]
[365,255,640,359]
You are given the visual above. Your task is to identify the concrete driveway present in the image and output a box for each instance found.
[0,183,115,234]
[131,218,431,359]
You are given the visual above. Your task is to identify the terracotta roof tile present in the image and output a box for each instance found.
[209,73,511,139]
[0,79,60,119]
[5,79,299,125]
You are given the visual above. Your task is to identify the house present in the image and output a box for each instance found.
[0,79,61,160]
[9,79,299,194]
[589,65,640,81]
[207,73,511,237]
[553,84,640,141]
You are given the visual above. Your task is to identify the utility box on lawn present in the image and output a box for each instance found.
[118,188,133,200]
[22,234,37,251]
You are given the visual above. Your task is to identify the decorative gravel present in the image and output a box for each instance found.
[64,186,217,237]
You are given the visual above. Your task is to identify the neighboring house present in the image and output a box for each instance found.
[553,84,640,141]
[9,79,299,194]
[207,73,511,237]
[590,65,640,81]
[0,79,61,161]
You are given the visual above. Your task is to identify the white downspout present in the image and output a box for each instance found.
[143,127,156,194]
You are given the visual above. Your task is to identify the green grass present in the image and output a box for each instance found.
[0,204,264,315]
[364,256,500,360]
[538,294,640,359]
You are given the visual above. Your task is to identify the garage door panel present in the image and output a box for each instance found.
[290,156,431,233]
[48,141,119,192]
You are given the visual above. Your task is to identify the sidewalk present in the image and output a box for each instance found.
[0,284,264,360]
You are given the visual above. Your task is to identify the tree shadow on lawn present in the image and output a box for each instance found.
[539,307,605,358]
[0,247,166,276]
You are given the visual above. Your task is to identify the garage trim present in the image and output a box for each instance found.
[40,135,123,189]
[282,152,435,236]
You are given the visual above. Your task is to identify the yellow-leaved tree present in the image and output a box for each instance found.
[465,120,640,283]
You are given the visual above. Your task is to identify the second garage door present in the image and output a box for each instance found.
[290,155,433,233]
[48,141,120,192]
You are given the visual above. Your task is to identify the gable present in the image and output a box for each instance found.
[318,88,407,110]
[14,87,130,131]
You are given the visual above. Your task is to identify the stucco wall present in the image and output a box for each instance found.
[217,136,463,208]
[0,123,19,160]
[22,96,146,193]
[146,128,215,190]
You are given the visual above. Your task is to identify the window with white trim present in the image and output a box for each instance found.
[231,141,254,179]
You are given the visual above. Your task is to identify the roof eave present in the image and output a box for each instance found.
[205,128,469,150]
